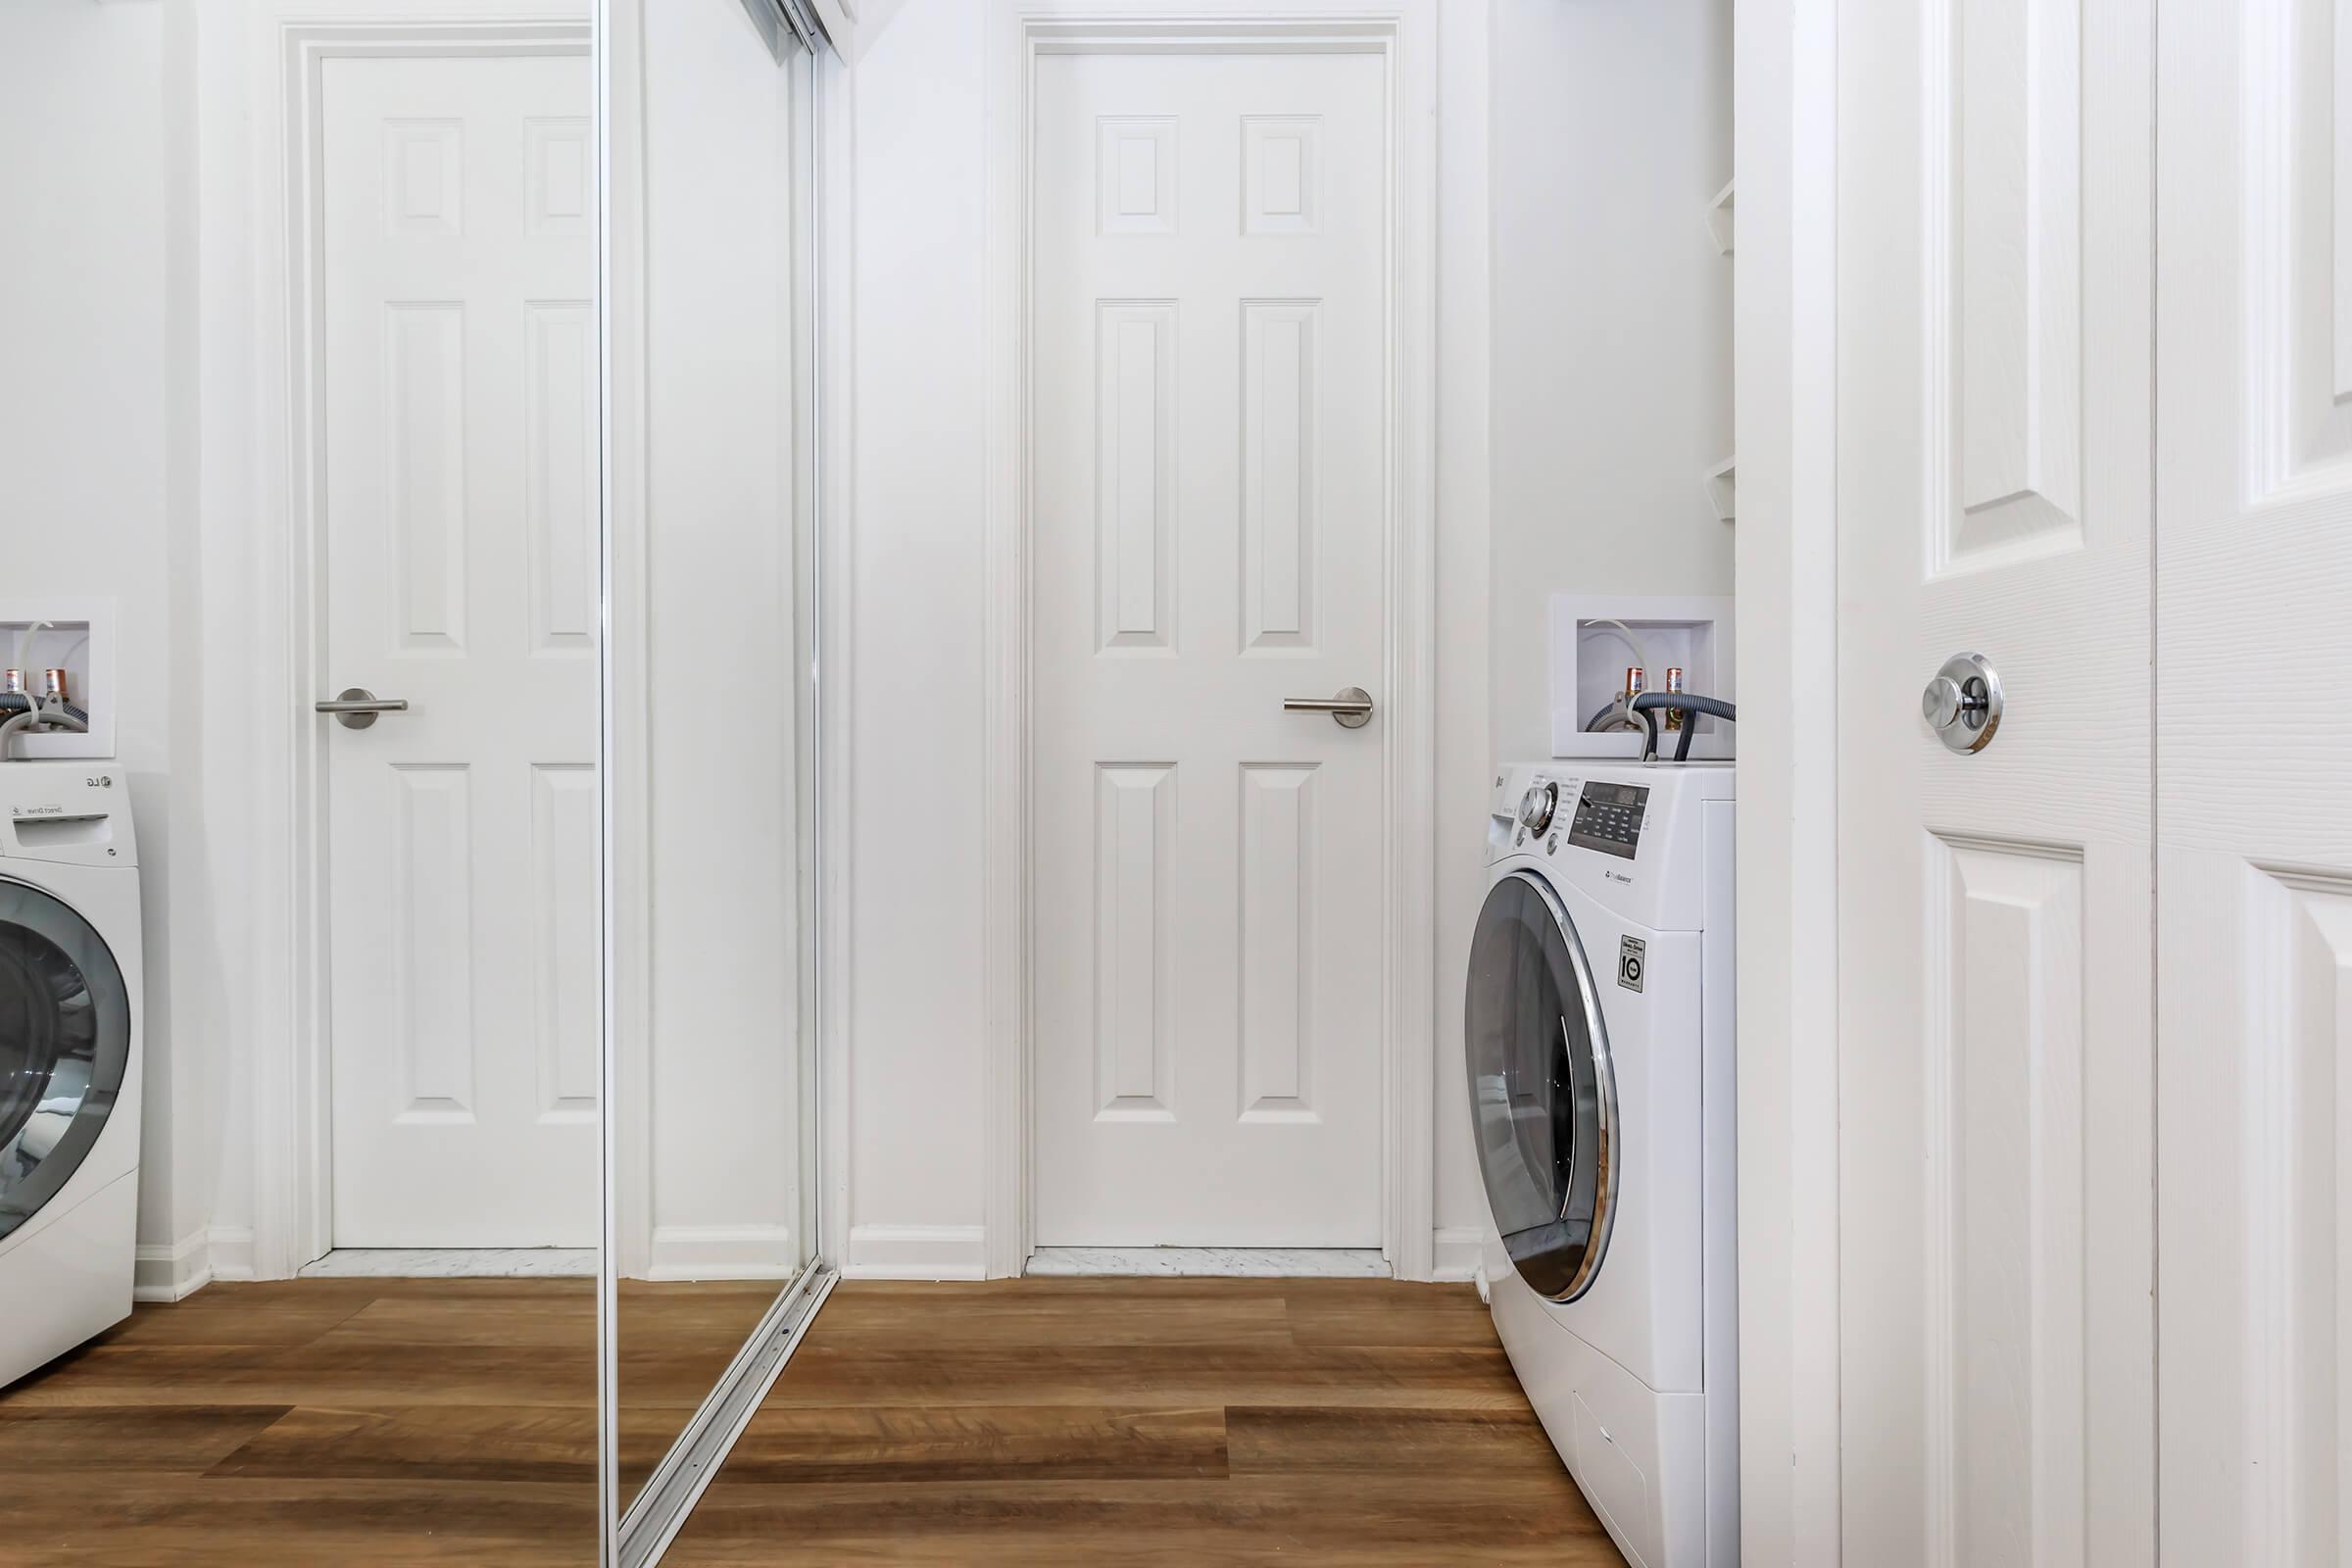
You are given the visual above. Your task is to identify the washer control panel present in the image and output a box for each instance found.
[1565,781,1649,860]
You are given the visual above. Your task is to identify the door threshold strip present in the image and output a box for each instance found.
[299,1248,599,1278]
[1024,1247,1391,1279]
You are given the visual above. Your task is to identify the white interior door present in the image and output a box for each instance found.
[320,52,598,1249]
[2154,4,2352,1558]
[1030,49,1390,1248]
[1835,0,2155,1559]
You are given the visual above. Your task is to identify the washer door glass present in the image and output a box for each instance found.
[1463,869,1617,1301]
[0,879,131,1241]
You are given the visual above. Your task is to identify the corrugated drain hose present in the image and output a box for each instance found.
[1629,691,1738,763]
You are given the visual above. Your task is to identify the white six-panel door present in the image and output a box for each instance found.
[2155,3,2352,1560]
[1835,0,2157,1559]
[320,53,598,1248]
[1030,49,1390,1247]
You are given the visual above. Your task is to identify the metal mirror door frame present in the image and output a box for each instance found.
[594,6,841,1566]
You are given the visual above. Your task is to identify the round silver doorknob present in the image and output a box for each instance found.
[1920,653,2001,754]
[1920,675,1966,730]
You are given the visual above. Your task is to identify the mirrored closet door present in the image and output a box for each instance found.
[0,5,608,1562]
[597,0,833,1559]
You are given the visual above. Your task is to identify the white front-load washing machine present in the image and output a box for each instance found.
[0,766,141,1387]
[1466,761,1734,1568]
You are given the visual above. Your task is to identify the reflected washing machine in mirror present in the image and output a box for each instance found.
[0,767,140,1387]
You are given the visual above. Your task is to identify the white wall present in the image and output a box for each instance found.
[844,0,992,1271]
[1431,0,1738,1257]
[634,0,808,1279]
[0,0,230,1288]
[1487,0,1736,768]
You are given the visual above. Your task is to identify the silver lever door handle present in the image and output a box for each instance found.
[1284,687,1374,729]
[315,687,409,730]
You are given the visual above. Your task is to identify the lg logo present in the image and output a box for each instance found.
[84,775,113,789]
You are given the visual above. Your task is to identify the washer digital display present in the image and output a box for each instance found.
[1566,782,1649,860]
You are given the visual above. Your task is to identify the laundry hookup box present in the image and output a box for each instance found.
[1548,593,1735,761]
[0,599,115,760]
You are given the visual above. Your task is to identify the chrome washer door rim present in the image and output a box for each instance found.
[1462,866,1620,1302]
[0,876,132,1241]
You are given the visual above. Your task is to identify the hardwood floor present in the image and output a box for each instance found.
[0,1276,766,1565]
[0,1277,601,1565]
[667,1278,1625,1566]
[0,1275,1623,1565]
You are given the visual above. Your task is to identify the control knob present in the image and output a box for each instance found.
[1519,780,1560,836]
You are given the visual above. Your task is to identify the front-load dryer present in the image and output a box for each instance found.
[0,766,141,1387]
[1466,761,1734,1568]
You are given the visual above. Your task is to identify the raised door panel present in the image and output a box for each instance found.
[1932,0,2084,569]
[1096,302,1176,652]
[2245,0,2352,496]
[385,302,470,652]
[1095,763,1176,1119]
[523,116,590,236]
[1926,840,2087,1567]
[1098,117,1178,235]
[530,763,599,1124]
[384,119,464,235]
[524,302,597,655]
[2240,870,2352,1564]
[390,763,477,1121]
[1239,764,1316,1120]
[1242,301,1318,652]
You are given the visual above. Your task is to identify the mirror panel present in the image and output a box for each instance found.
[0,5,603,1560]
[603,0,822,1532]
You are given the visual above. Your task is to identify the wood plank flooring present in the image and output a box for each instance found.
[666,1278,1624,1566]
[0,1276,767,1564]
[0,1275,1624,1565]
[0,1277,601,1565]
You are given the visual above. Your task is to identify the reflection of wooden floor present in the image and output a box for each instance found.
[0,1275,775,1565]
[668,1277,1624,1566]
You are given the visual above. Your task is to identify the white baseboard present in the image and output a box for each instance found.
[843,1223,987,1281]
[132,1224,254,1302]
[208,1225,256,1283]
[1432,1225,1486,1284]
[646,1224,801,1282]
[132,1230,210,1302]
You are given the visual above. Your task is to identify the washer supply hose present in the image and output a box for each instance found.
[0,695,90,754]
[1629,692,1739,762]
[1585,697,1643,734]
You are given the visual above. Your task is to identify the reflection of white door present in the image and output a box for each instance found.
[1030,49,1389,1246]
[1835,1,2155,1560]
[320,53,598,1248]
[2153,7,2352,1558]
